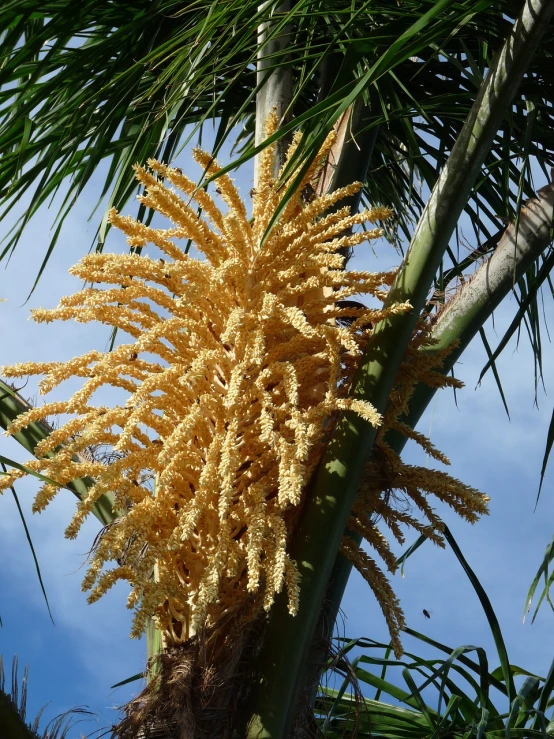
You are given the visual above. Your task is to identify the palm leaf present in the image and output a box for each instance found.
[0,462,53,625]
[524,532,554,624]
[0,380,114,526]
[538,408,554,506]
[1,1,553,286]
[0,656,90,739]
[318,575,552,738]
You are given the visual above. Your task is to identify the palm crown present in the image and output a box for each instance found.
[1,1,554,737]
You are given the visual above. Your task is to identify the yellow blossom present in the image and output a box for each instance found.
[0,114,408,641]
[0,117,489,656]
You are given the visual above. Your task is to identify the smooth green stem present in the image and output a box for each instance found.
[146,614,164,683]
[240,2,554,736]
[0,381,60,459]
[400,177,554,433]
[324,174,554,635]
[0,379,115,526]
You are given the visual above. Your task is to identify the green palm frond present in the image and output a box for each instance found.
[0,656,90,739]
[317,641,554,738]
[0,380,115,526]
[525,533,554,626]
[319,526,554,738]
[0,462,53,624]
[1,1,553,286]
[0,656,37,739]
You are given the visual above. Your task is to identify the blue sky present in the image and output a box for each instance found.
[0,132,553,735]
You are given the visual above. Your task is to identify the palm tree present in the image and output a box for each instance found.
[1,0,554,737]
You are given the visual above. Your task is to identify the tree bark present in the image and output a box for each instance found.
[254,0,292,183]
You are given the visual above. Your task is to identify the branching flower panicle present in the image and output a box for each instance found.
[0,114,412,640]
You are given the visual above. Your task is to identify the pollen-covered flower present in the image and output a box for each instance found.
[0,115,410,640]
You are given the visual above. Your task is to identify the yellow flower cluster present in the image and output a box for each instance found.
[347,326,490,656]
[0,115,411,640]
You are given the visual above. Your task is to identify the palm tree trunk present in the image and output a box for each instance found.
[237,2,554,736]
